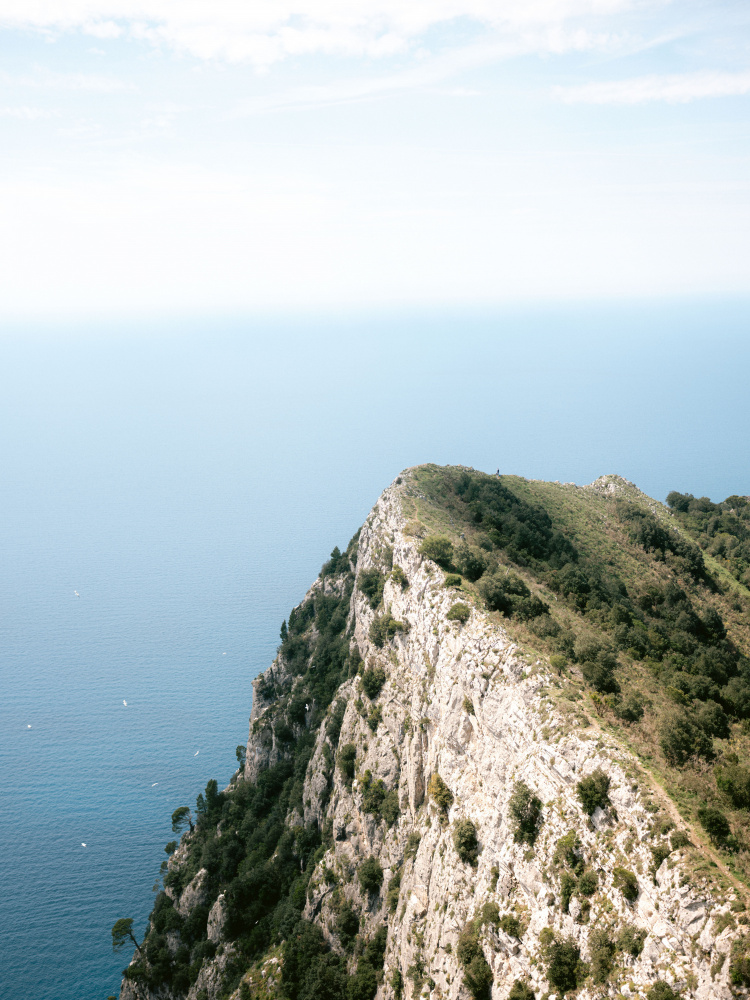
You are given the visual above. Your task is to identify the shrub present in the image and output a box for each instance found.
[419,536,454,568]
[336,900,359,950]
[509,781,543,844]
[391,565,409,590]
[613,867,639,902]
[670,829,691,851]
[697,700,730,739]
[577,769,610,815]
[550,653,567,673]
[359,569,386,609]
[578,868,598,896]
[479,901,500,928]
[454,543,488,582]
[546,937,581,994]
[559,871,577,913]
[660,711,714,766]
[463,696,475,715]
[444,573,462,587]
[457,922,493,1000]
[650,842,671,875]
[453,818,479,866]
[554,831,583,873]
[478,571,529,614]
[367,705,382,732]
[614,694,645,723]
[589,927,616,984]
[428,773,454,816]
[405,832,421,860]
[499,914,522,938]
[581,650,620,694]
[715,761,750,808]
[338,743,357,787]
[369,614,407,648]
[618,924,646,957]
[326,699,347,747]
[447,602,471,624]
[361,665,386,699]
[386,870,401,913]
[647,983,682,1000]
[508,982,535,1000]
[348,960,378,1000]
[730,937,750,986]
[698,806,730,845]
[358,857,384,893]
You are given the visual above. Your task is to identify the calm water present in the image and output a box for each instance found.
[1,302,749,1000]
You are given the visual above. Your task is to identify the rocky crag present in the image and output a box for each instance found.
[120,466,750,1000]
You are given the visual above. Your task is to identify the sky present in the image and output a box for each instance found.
[1,0,749,319]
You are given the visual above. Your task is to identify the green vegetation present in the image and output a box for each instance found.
[391,565,409,590]
[361,770,399,826]
[427,772,454,819]
[576,769,611,815]
[447,601,471,623]
[111,918,141,955]
[647,983,682,1000]
[359,568,385,609]
[499,914,522,938]
[405,465,750,880]
[358,856,384,894]
[452,818,479,866]
[419,535,454,568]
[613,867,639,902]
[542,933,583,995]
[508,982,535,1000]
[457,920,493,1000]
[368,612,407,648]
[444,573,462,587]
[697,806,730,845]
[509,781,543,844]
[361,664,386,699]
[338,743,356,787]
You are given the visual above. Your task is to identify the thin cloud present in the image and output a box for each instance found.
[0,105,54,118]
[554,69,750,104]
[0,0,642,66]
[0,66,135,92]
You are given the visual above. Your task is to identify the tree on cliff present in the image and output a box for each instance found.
[111,918,141,955]
[171,805,194,835]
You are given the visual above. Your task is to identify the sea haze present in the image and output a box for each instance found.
[0,301,748,1000]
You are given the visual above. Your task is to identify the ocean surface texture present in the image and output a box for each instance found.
[1,304,748,1000]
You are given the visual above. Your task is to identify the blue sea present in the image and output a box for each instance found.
[1,302,749,1000]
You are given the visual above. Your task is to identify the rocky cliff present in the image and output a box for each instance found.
[120,466,750,1000]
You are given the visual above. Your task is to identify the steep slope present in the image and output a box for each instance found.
[118,466,750,1000]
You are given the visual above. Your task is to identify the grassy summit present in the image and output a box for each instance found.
[402,465,750,882]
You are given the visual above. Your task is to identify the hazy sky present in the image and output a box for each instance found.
[1,0,749,318]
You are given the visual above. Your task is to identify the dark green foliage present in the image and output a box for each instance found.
[613,867,639,901]
[697,700,730,738]
[508,981,535,1000]
[576,769,610,815]
[478,570,529,615]
[730,937,750,986]
[578,868,598,896]
[405,832,421,860]
[447,602,471,624]
[428,773,454,815]
[716,759,750,808]
[171,806,194,835]
[322,546,349,578]
[358,857,383,893]
[386,869,402,913]
[650,842,671,875]
[452,818,479,866]
[559,871,577,913]
[366,705,382,732]
[327,699,347,748]
[165,840,178,855]
[361,665,386,699]
[618,502,705,579]
[614,694,645,723]
[282,920,348,1000]
[670,829,691,850]
[478,901,500,928]
[456,922,493,1000]
[589,927,616,984]
[361,772,399,826]
[698,806,730,844]
[554,831,583,873]
[660,711,714,766]
[390,968,403,999]
[419,535,454,568]
[499,914,522,938]
[545,937,582,995]
[391,565,409,590]
[581,651,620,694]
[618,924,646,957]
[646,983,682,1000]
[368,613,406,648]
[509,781,543,844]
[336,901,359,951]
[112,918,140,954]
[444,573,462,587]
[358,569,385,609]
[338,743,356,787]
[454,543,488,582]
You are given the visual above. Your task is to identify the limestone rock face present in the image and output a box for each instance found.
[123,473,747,1000]
[292,480,742,1000]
